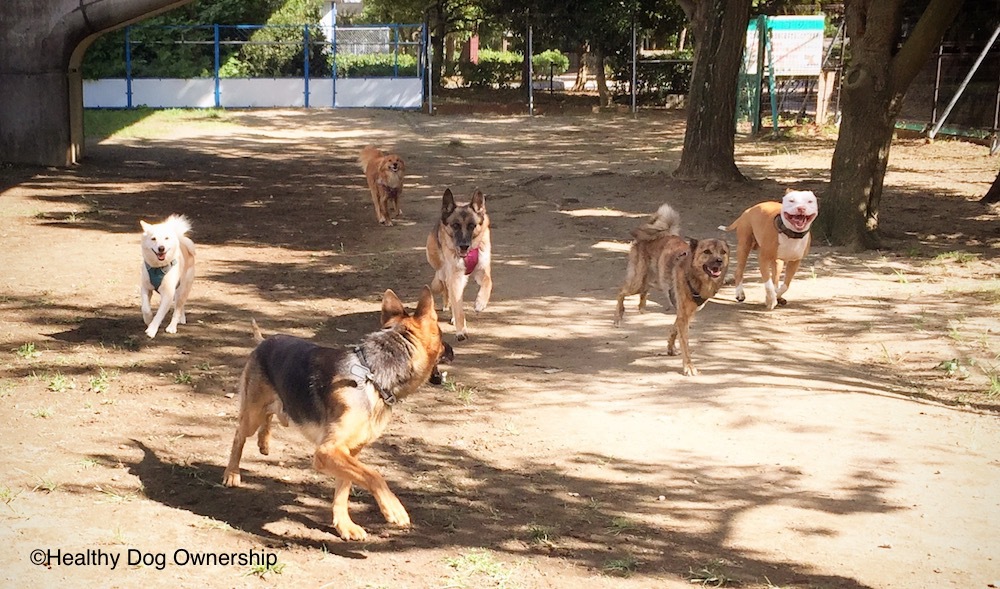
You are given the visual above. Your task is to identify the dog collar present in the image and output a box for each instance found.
[145,259,177,291]
[351,346,396,405]
[687,279,707,306]
[464,248,479,275]
[774,214,809,239]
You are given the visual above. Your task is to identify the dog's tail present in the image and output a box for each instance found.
[717,222,736,232]
[165,214,192,236]
[631,202,681,241]
[250,319,265,344]
[358,145,380,172]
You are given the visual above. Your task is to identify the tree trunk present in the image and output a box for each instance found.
[673,0,752,184]
[429,3,446,90]
[595,45,611,107]
[821,0,962,248]
[573,44,590,92]
[982,169,1000,204]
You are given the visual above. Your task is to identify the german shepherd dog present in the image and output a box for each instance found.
[139,214,196,339]
[222,287,454,541]
[425,189,493,341]
[613,203,730,376]
[359,145,405,226]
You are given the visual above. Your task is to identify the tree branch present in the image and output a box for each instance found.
[891,0,963,91]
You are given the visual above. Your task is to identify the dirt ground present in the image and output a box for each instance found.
[1,106,999,589]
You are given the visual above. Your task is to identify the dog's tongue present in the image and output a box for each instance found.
[156,252,166,261]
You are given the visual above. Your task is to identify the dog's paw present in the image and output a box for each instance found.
[474,300,488,313]
[145,326,159,339]
[455,331,467,342]
[667,346,679,356]
[379,498,411,527]
[165,323,178,334]
[222,470,241,487]
[776,297,788,306]
[334,519,368,541]
[683,365,700,377]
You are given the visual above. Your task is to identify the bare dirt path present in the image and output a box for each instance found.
[1,108,998,589]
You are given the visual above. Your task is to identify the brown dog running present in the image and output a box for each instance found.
[614,203,730,376]
[425,188,493,341]
[719,189,818,310]
[359,145,405,226]
[222,287,454,541]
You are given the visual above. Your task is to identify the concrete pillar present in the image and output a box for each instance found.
[0,0,193,167]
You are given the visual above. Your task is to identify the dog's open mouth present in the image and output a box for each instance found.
[153,249,166,261]
[784,212,816,232]
[703,263,724,278]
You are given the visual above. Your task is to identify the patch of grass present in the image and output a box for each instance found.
[444,381,477,405]
[84,107,235,141]
[607,516,634,536]
[32,476,60,493]
[0,485,21,510]
[14,343,40,359]
[96,485,137,504]
[47,373,75,393]
[892,268,908,284]
[933,250,979,264]
[31,406,54,418]
[445,549,516,589]
[0,382,14,399]
[688,559,738,587]
[602,554,638,576]
[526,523,555,546]
[245,560,286,579]
[174,371,193,386]
[89,368,116,393]
[935,358,970,380]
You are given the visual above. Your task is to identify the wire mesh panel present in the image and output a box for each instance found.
[332,25,422,78]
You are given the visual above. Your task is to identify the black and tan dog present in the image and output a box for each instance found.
[613,203,730,376]
[359,145,405,226]
[222,287,453,541]
[425,188,493,341]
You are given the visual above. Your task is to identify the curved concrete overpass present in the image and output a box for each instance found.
[1,0,193,166]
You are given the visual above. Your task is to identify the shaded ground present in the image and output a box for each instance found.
[1,107,998,589]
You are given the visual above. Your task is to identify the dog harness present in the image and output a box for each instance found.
[145,259,177,292]
[686,279,708,306]
[464,248,480,275]
[350,346,397,405]
[774,214,808,239]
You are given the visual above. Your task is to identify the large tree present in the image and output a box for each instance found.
[672,0,753,184]
[820,0,963,249]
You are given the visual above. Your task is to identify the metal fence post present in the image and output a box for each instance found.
[213,24,220,108]
[125,26,133,108]
[304,24,311,107]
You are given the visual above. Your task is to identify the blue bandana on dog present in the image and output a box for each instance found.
[145,259,177,291]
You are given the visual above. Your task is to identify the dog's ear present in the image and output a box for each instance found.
[471,189,486,213]
[784,187,794,194]
[441,189,456,217]
[381,289,407,325]
[415,285,438,323]
[140,220,152,233]
[688,238,699,253]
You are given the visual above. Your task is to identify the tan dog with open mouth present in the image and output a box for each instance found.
[425,188,492,341]
[359,145,405,226]
[139,214,196,339]
[719,189,818,310]
[614,203,730,376]
[222,287,454,541]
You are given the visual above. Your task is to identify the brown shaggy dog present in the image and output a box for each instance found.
[359,145,406,226]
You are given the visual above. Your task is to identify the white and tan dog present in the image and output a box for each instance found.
[719,189,818,310]
[139,214,196,338]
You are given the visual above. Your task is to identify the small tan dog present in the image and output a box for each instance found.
[719,189,818,310]
[615,203,730,376]
[139,214,196,338]
[359,145,405,226]
[426,189,493,341]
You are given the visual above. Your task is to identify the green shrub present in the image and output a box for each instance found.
[332,53,419,77]
[532,49,569,78]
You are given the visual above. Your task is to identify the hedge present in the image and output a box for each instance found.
[458,49,569,88]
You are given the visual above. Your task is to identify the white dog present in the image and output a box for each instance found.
[139,214,196,338]
[719,189,818,310]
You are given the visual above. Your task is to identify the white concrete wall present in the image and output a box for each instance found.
[83,77,422,109]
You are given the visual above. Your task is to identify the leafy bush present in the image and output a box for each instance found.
[532,50,569,78]
[610,51,693,105]
[458,49,568,88]
[332,53,419,77]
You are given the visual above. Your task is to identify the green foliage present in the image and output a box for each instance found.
[331,53,419,78]
[610,51,693,104]
[458,49,568,87]
[532,49,569,77]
